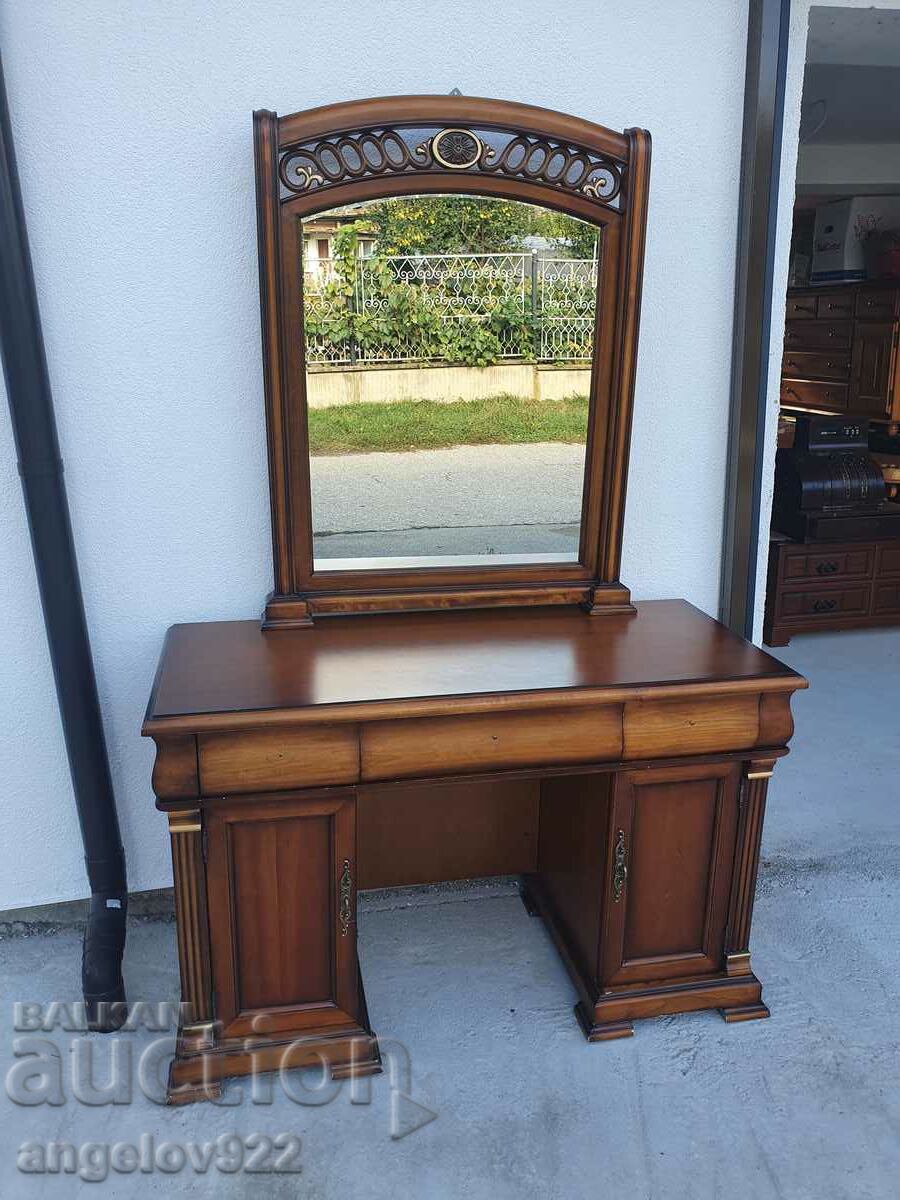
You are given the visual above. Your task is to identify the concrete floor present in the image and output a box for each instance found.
[1,627,898,1198]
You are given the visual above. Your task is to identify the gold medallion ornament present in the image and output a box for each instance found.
[431,128,484,169]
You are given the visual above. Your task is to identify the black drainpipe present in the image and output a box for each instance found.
[0,54,127,1030]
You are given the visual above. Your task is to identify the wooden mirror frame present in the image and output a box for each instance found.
[253,96,650,628]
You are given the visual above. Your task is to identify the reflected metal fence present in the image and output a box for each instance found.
[302,251,598,366]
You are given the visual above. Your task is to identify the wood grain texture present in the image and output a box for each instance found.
[198,725,359,793]
[361,705,622,781]
[534,773,611,990]
[205,792,359,1040]
[152,736,198,799]
[144,601,805,736]
[622,695,758,759]
[167,808,212,1025]
[599,762,740,988]
[725,760,774,965]
[357,779,539,889]
[253,110,292,597]
[276,94,630,159]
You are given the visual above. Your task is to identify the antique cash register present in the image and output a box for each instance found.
[142,95,806,1102]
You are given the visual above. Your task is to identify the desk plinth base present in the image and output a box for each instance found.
[167,1028,381,1105]
[165,986,381,1105]
[574,973,769,1043]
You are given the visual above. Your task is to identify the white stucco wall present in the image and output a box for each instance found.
[0,0,755,909]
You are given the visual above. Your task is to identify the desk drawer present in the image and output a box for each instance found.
[856,289,898,320]
[776,585,870,622]
[622,696,759,759]
[781,545,874,583]
[780,378,847,412]
[360,706,622,780]
[816,293,854,320]
[873,581,900,615]
[198,726,359,793]
[781,350,850,381]
[877,543,900,578]
[784,320,852,350]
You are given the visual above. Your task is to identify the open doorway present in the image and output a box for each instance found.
[764,6,900,647]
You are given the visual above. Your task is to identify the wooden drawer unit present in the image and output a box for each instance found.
[780,379,847,412]
[876,542,900,577]
[781,350,850,381]
[621,695,758,759]
[785,293,817,320]
[198,724,359,793]
[776,584,869,622]
[765,535,900,644]
[816,292,854,319]
[873,581,900,615]
[855,289,899,321]
[781,544,874,583]
[360,706,623,780]
[783,320,852,351]
[782,285,900,422]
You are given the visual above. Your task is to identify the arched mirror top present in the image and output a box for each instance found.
[271,96,636,215]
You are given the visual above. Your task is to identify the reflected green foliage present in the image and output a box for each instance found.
[303,197,599,368]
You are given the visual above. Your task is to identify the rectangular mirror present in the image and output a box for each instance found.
[300,194,600,571]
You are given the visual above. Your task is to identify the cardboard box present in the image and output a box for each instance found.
[811,196,900,284]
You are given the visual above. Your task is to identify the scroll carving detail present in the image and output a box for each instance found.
[279,124,624,206]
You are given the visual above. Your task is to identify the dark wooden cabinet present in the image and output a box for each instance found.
[532,759,761,1041]
[781,284,900,423]
[850,321,898,418]
[764,534,900,644]
[205,791,360,1040]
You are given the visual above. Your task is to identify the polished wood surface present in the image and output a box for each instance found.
[600,762,739,986]
[204,791,361,1039]
[357,779,540,890]
[146,601,801,730]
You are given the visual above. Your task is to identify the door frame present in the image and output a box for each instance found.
[722,0,900,641]
[720,0,791,639]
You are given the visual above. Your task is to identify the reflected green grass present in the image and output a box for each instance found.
[308,393,589,455]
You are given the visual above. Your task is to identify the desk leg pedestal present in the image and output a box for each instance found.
[164,792,380,1105]
[529,759,775,1043]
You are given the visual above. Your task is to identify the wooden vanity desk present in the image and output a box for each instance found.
[145,601,805,1101]
[143,95,806,1101]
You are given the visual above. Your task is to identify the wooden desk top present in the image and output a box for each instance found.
[144,601,805,734]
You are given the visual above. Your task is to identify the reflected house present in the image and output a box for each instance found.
[302,203,377,284]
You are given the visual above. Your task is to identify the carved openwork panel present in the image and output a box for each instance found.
[278,124,624,209]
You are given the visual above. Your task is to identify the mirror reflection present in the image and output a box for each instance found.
[301,194,600,570]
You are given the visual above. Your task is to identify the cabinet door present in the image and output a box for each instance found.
[850,322,898,418]
[206,791,359,1039]
[600,763,740,987]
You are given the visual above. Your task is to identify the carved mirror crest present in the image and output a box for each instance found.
[253,96,650,627]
